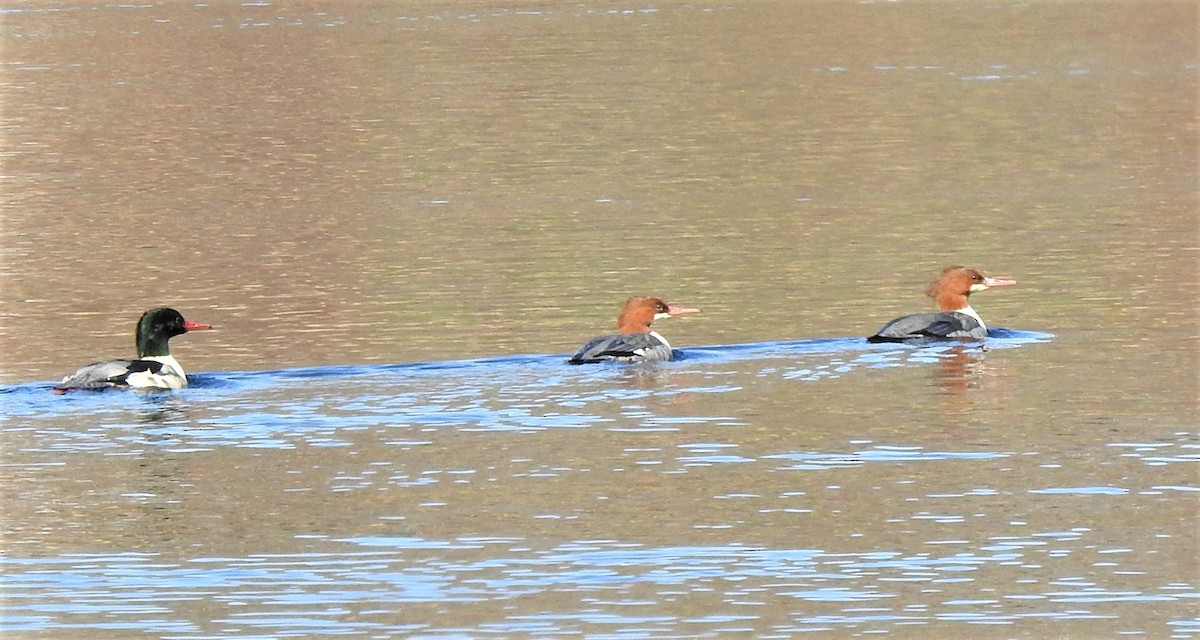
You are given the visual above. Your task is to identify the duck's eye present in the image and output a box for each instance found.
[971,273,983,281]
[658,304,669,313]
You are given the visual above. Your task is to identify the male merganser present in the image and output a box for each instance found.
[54,307,213,392]
[568,296,700,364]
[868,266,1015,343]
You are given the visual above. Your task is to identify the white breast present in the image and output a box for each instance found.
[954,305,986,331]
[125,355,188,389]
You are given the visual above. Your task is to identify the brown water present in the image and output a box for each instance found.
[1,1,1197,638]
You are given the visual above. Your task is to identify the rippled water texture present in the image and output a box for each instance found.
[2,1,1197,638]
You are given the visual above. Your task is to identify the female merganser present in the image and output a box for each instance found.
[868,266,1015,343]
[54,307,212,391]
[568,296,700,364]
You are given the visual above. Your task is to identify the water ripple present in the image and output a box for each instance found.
[2,334,1053,453]
[3,534,1194,638]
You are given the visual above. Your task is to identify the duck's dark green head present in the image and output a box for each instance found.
[135,307,213,358]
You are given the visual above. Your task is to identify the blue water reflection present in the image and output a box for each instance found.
[8,330,1197,638]
[4,331,1052,421]
[1,333,1057,461]
[4,536,1195,638]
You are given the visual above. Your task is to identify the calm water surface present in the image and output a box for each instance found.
[1,1,1197,638]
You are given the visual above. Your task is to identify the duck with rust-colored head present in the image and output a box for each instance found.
[868,267,1015,343]
[568,296,700,364]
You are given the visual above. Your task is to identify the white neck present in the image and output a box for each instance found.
[649,330,671,349]
[953,305,985,330]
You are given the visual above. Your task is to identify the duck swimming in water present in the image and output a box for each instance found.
[55,307,212,392]
[868,266,1015,343]
[568,296,700,364]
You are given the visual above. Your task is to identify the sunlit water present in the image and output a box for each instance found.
[5,332,1199,638]
[2,1,1197,639]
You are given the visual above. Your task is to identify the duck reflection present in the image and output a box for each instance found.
[617,364,675,390]
[136,393,192,427]
[934,344,987,394]
[931,344,1016,415]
